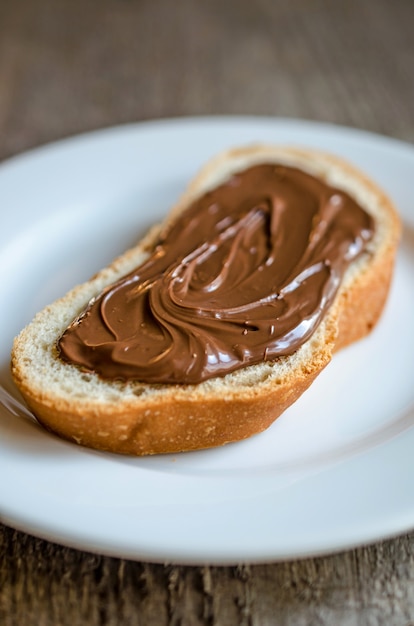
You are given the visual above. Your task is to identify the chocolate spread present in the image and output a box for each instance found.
[58,163,374,384]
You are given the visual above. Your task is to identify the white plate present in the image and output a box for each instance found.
[1,117,414,565]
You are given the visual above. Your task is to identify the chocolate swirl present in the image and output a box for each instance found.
[58,163,374,383]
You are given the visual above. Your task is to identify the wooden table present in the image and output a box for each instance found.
[1,1,414,624]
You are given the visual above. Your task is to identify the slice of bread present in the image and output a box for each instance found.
[11,145,401,455]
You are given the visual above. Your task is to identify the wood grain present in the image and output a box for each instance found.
[0,0,413,163]
[1,0,414,624]
[2,526,414,625]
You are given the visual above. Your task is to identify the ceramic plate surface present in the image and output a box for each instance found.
[1,117,414,564]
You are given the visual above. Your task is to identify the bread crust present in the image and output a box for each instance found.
[10,146,401,455]
[20,359,326,455]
